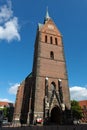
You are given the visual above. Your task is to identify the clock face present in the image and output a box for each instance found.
[48,24,54,30]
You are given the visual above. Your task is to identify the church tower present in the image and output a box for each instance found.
[13,10,71,125]
[30,10,71,124]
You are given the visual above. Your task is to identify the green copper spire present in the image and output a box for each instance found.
[46,7,50,19]
[44,7,50,23]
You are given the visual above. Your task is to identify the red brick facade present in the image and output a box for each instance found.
[78,100,87,123]
[13,82,25,121]
[13,11,71,125]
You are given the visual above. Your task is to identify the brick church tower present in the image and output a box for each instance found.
[13,10,71,125]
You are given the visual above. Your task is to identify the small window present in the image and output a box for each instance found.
[51,82,56,91]
[55,38,58,45]
[45,35,47,43]
[50,51,54,59]
[50,36,53,44]
[83,105,86,110]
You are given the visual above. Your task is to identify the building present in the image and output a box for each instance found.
[0,101,14,122]
[13,10,71,125]
[78,100,87,123]
[0,101,14,108]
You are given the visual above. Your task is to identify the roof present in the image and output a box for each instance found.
[38,23,43,29]
[38,9,51,30]
[0,101,14,107]
[78,100,87,108]
[27,72,32,78]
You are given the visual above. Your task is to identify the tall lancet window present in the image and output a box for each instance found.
[50,51,54,60]
[45,35,47,43]
[55,38,58,45]
[51,82,56,91]
[50,36,53,44]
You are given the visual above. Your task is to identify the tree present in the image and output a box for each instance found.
[0,106,14,122]
[71,100,82,120]
[8,106,14,122]
[3,107,9,118]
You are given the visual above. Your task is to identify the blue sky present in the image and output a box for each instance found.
[0,0,87,103]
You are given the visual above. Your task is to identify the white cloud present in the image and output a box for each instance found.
[0,0,20,42]
[0,98,13,103]
[70,86,87,101]
[0,4,13,23]
[8,83,20,95]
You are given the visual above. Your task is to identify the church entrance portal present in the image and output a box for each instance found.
[50,106,61,124]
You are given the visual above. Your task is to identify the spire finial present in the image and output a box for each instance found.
[44,7,50,23]
[45,7,50,20]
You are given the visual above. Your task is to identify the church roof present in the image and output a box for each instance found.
[38,9,51,30]
[38,23,43,29]
[27,72,32,78]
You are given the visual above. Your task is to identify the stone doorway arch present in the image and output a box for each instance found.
[50,105,62,124]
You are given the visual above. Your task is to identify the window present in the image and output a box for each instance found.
[50,36,53,44]
[51,82,56,91]
[83,105,86,110]
[55,38,58,45]
[51,84,55,91]
[45,35,47,43]
[50,51,54,59]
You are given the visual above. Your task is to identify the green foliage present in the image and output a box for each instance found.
[3,107,9,118]
[0,107,14,122]
[8,107,14,122]
[71,100,82,120]
[0,108,3,111]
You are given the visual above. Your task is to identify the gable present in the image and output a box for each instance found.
[39,19,62,37]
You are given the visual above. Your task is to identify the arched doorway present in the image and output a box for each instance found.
[50,106,62,124]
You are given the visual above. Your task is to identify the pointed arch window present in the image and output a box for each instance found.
[55,38,58,45]
[45,35,47,43]
[50,36,53,44]
[51,82,56,91]
[50,51,54,60]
